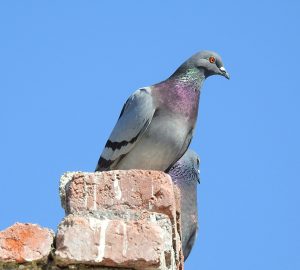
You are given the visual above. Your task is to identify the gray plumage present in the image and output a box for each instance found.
[96,50,229,172]
[168,149,200,261]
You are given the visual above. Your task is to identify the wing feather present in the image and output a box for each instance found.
[96,87,155,171]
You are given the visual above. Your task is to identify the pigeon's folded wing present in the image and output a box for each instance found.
[96,88,156,171]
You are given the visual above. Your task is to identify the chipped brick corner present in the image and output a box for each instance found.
[0,170,184,270]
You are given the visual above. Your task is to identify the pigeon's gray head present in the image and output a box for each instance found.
[187,50,230,80]
[168,149,200,185]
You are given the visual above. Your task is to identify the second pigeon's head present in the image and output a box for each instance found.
[186,50,230,80]
[168,149,200,185]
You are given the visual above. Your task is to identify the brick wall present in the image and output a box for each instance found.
[0,170,184,270]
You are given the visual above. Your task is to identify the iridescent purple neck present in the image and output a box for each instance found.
[153,67,205,120]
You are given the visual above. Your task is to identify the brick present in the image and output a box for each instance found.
[60,170,180,223]
[0,223,54,264]
[55,214,175,270]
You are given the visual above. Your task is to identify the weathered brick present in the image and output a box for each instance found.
[57,171,184,270]
[55,214,175,270]
[60,170,180,223]
[0,223,54,264]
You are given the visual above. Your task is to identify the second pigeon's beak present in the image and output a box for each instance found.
[219,66,230,80]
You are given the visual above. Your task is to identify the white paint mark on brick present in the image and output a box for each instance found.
[150,213,157,223]
[122,222,128,257]
[113,174,122,200]
[88,216,109,262]
[96,218,109,262]
[160,250,166,269]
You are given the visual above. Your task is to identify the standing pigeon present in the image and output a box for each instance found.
[96,50,229,172]
[168,149,200,261]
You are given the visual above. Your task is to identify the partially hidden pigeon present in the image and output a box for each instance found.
[168,149,200,261]
[96,51,229,172]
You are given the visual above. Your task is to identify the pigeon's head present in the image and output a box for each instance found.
[188,50,230,79]
[168,150,200,185]
[181,150,200,183]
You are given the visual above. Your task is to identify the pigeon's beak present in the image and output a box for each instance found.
[219,66,230,80]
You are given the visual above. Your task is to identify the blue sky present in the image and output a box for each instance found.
[0,1,299,269]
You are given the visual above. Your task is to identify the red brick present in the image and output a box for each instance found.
[61,170,180,223]
[0,223,54,263]
[55,214,176,270]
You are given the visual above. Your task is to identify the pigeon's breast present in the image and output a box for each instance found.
[116,112,192,171]
[154,84,200,122]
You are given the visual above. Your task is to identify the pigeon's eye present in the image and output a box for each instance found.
[209,56,216,64]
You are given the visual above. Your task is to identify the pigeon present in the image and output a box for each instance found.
[168,149,200,261]
[96,50,229,172]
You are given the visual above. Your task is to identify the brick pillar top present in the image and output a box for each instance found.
[56,170,184,270]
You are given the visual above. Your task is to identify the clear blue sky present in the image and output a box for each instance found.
[1,1,299,269]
